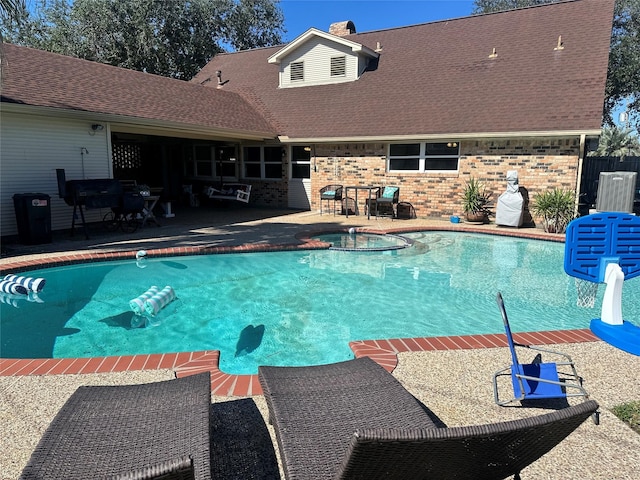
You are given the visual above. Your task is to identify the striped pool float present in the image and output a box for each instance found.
[0,279,28,295]
[3,274,46,293]
[144,286,176,317]
[129,286,160,316]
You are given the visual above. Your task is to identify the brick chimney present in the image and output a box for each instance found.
[329,21,356,37]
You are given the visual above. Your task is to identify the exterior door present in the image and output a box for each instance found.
[288,146,311,209]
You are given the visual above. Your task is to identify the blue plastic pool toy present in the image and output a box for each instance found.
[564,212,640,356]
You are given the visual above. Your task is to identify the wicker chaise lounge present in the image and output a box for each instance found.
[19,372,281,480]
[20,372,212,480]
[258,357,599,480]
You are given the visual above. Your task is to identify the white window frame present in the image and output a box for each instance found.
[290,146,312,179]
[243,146,283,180]
[187,145,213,178]
[185,145,238,180]
[388,142,460,173]
[216,145,238,181]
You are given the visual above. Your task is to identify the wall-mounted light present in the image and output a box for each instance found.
[447,142,458,148]
[91,124,104,131]
[303,146,312,152]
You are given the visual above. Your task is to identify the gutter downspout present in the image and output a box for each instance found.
[574,134,586,216]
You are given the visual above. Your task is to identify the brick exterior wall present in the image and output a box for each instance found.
[249,179,289,207]
[310,138,582,221]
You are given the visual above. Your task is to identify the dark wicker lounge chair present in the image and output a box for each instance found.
[20,373,212,480]
[19,373,281,480]
[259,357,599,480]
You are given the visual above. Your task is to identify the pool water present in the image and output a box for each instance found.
[316,232,411,251]
[2,232,639,374]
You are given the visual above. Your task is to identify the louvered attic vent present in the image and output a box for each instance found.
[290,61,304,81]
[330,56,346,77]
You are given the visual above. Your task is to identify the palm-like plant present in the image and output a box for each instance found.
[461,177,492,221]
[589,125,640,158]
[531,188,576,234]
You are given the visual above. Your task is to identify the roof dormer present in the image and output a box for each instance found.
[268,24,379,89]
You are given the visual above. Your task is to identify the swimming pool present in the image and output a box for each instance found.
[2,232,638,374]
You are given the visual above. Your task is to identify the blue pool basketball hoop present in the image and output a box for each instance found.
[564,212,640,356]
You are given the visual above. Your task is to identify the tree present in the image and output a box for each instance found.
[588,125,640,158]
[0,0,25,21]
[223,0,286,51]
[0,0,285,80]
[473,0,640,131]
[606,0,640,131]
[472,0,550,10]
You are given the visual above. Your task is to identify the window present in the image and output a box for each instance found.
[330,56,346,77]
[244,146,283,179]
[291,146,311,179]
[186,145,238,179]
[290,61,304,82]
[217,146,237,178]
[194,145,213,177]
[388,142,459,172]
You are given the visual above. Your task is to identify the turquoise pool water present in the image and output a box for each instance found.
[2,232,638,374]
[319,232,411,251]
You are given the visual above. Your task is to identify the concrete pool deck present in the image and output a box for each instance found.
[2,207,639,478]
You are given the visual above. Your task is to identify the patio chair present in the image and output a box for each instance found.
[259,356,599,480]
[493,292,590,407]
[319,184,343,215]
[375,186,400,219]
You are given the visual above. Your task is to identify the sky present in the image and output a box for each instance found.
[279,0,476,41]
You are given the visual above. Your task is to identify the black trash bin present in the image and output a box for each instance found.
[13,193,52,244]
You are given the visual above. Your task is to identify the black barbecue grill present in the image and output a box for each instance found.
[56,169,125,239]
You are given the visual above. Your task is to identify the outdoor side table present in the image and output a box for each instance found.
[345,186,380,220]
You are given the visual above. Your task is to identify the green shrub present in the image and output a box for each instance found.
[530,188,576,233]
[461,177,492,216]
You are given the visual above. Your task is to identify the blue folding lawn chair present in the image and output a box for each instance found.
[493,292,590,407]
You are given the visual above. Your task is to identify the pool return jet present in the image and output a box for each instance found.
[564,212,640,356]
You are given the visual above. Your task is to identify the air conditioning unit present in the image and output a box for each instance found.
[596,171,637,213]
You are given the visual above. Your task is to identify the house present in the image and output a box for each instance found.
[0,0,614,237]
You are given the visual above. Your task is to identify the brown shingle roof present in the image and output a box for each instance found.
[0,43,277,138]
[193,0,614,140]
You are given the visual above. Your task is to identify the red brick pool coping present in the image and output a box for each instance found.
[2,225,591,397]
[0,330,599,396]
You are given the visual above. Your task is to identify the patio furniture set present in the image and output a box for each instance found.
[320,184,406,220]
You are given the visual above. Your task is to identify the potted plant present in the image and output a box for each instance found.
[530,188,576,233]
[461,177,492,223]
